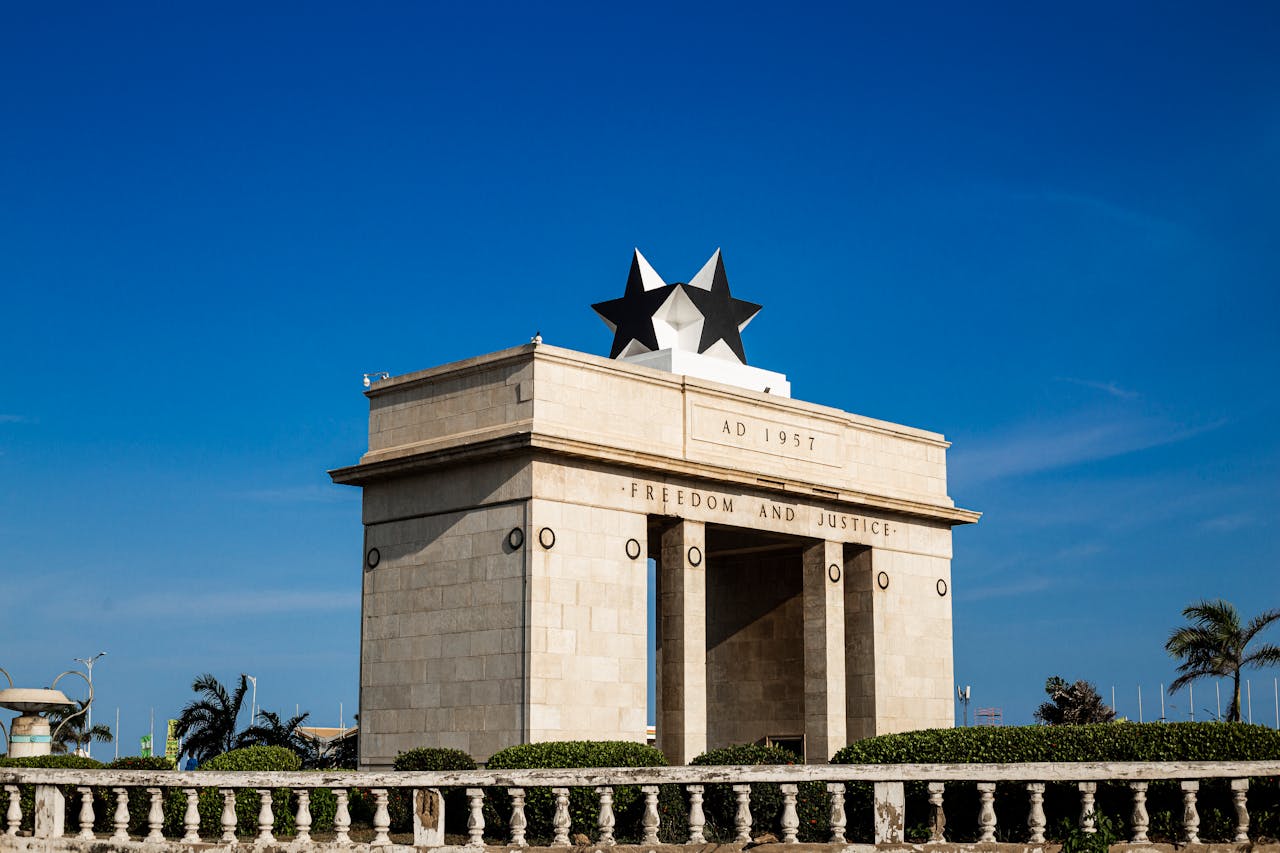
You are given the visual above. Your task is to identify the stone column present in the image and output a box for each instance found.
[659,519,707,764]
[803,539,847,762]
[844,546,878,740]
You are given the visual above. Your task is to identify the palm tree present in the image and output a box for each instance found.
[1166,599,1280,722]
[174,673,252,764]
[239,709,310,754]
[47,701,113,755]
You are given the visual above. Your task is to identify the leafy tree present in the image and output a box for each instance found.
[46,700,113,755]
[174,673,254,764]
[1034,676,1116,725]
[1166,599,1280,722]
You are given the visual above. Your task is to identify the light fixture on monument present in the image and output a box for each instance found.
[592,249,790,396]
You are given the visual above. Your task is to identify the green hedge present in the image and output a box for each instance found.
[97,756,175,836]
[832,721,1280,764]
[180,745,305,839]
[486,740,670,842]
[0,755,103,834]
[691,743,827,842]
[389,746,478,834]
[832,723,1280,843]
[106,756,175,770]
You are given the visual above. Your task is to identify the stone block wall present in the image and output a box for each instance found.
[361,502,527,767]
[705,550,804,750]
[526,498,648,744]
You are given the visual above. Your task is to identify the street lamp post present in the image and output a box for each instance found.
[72,652,106,758]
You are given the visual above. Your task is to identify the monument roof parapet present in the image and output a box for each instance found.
[332,343,979,526]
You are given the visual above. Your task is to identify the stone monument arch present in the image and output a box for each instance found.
[331,250,979,768]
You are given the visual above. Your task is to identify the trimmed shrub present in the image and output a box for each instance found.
[485,740,668,843]
[189,745,302,838]
[106,756,175,770]
[0,755,103,834]
[202,745,302,771]
[831,723,1280,843]
[390,746,478,834]
[831,721,1280,765]
[691,743,827,842]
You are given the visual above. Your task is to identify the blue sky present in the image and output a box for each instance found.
[3,2,1279,755]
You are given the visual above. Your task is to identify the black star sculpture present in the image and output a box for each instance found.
[682,249,761,364]
[592,249,762,364]
[591,251,675,358]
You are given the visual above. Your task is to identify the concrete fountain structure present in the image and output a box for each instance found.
[0,668,90,758]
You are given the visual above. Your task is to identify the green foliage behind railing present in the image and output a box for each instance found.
[831,722,1280,843]
[485,740,669,843]
[691,742,829,842]
[389,745,478,834]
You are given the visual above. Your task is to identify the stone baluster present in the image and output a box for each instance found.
[1231,779,1250,843]
[333,789,351,846]
[112,788,130,841]
[1181,781,1200,844]
[372,789,391,847]
[256,788,276,844]
[551,787,570,847]
[596,786,616,846]
[467,788,486,848]
[147,788,165,842]
[1129,782,1149,843]
[827,783,847,844]
[295,789,312,844]
[1026,783,1046,844]
[182,788,201,843]
[732,784,753,843]
[927,782,946,843]
[220,788,237,843]
[687,785,707,844]
[780,784,800,844]
[508,788,528,847]
[641,786,660,845]
[5,785,21,837]
[75,787,94,840]
[976,782,997,843]
[1078,782,1097,833]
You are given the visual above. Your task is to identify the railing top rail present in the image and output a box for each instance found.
[2,760,1279,788]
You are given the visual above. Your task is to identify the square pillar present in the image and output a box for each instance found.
[803,539,847,762]
[658,519,706,764]
[844,546,877,740]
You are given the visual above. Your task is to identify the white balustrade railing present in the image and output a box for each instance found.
[2,760,1279,848]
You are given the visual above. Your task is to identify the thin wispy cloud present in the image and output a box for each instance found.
[125,589,356,617]
[1198,513,1255,533]
[0,414,31,424]
[237,485,355,504]
[15,576,357,622]
[1001,187,1183,236]
[951,412,1224,485]
[959,574,1054,602]
[1057,378,1140,400]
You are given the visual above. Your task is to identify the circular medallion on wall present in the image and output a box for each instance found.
[538,527,556,549]
[625,538,642,560]
[366,548,380,569]
[507,527,525,550]
[828,563,842,583]
[687,545,702,567]
[876,570,889,590]
[937,578,948,597]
